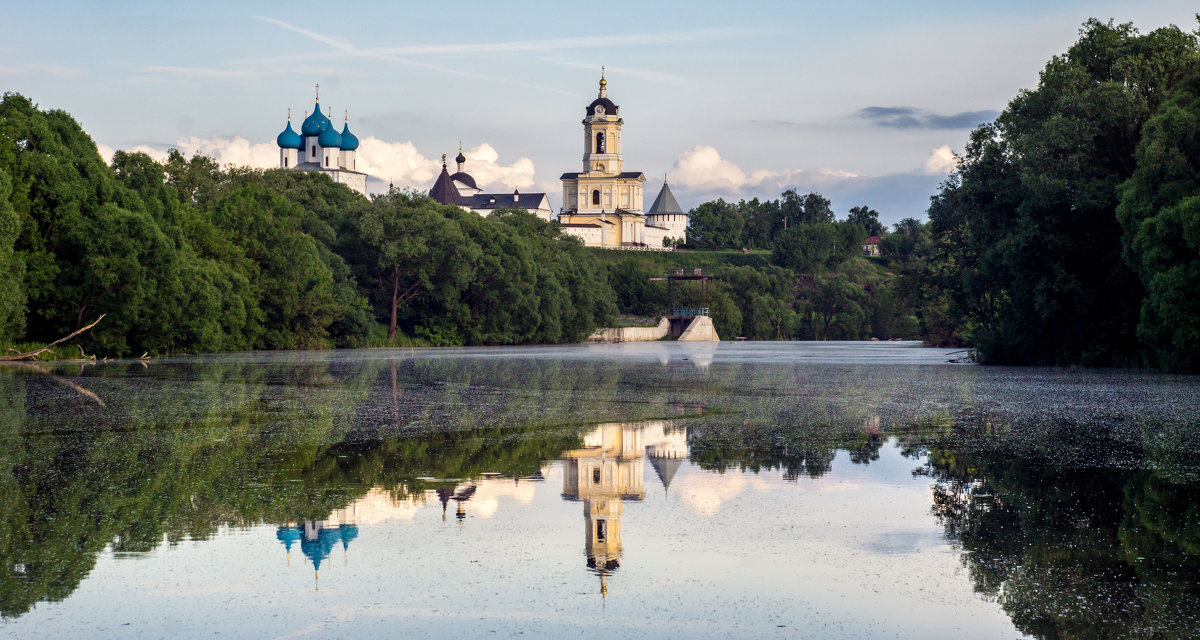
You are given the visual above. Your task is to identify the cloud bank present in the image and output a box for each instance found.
[856,106,998,130]
[97,138,536,193]
[664,145,957,223]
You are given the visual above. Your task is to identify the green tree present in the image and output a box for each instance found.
[687,198,743,248]
[1117,65,1200,371]
[846,205,884,237]
[924,20,1200,365]
[359,191,479,341]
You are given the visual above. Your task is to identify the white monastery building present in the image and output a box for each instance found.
[275,85,368,196]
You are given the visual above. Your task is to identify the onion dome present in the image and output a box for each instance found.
[339,122,359,151]
[587,71,618,116]
[301,102,331,136]
[318,124,342,148]
[455,150,466,165]
[277,120,302,150]
[450,171,477,189]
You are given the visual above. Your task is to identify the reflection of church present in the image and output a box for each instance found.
[561,421,688,596]
[275,503,359,590]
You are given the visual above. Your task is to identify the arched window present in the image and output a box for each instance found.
[592,189,600,205]
[595,131,605,154]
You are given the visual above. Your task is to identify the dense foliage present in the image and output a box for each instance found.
[0,93,614,354]
[915,19,1200,369]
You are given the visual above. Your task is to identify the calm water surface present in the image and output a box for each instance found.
[2,342,1199,638]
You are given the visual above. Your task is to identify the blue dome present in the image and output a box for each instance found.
[276,122,302,150]
[318,126,342,148]
[339,123,359,151]
[301,102,331,136]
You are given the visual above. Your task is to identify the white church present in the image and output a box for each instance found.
[275,85,369,196]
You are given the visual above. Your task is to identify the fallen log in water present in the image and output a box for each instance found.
[0,315,105,362]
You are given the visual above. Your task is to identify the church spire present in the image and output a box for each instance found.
[599,66,607,98]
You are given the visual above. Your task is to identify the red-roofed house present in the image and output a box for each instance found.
[863,235,882,256]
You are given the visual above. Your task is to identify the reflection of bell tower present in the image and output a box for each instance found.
[562,422,647,596]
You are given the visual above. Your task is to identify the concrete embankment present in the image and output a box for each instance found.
[586,316,719,342]
[677,315,719,341]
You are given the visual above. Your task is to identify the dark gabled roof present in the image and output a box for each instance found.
[450,171,477,189]
[428,165,464,205]
[560,172,581,180]
[648,182,684,216]
[864,235,882,245]
[560,223,601,228]
[468,192,548,210]
[645,224,670,230]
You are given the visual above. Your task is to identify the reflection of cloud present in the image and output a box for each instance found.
[856,106,998,130]
[348,488,421,525]
[465,477,539,519]
[674,468,861,516]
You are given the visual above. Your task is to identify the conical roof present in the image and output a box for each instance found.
[648,181,684,215]
[429,162,464,205]
[649,457,682,493]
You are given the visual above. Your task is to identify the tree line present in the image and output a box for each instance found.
[906,19,1200,370]
[0,93,616,355]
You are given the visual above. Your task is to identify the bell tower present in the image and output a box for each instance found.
[558,71,647,247]
[582,69,623,175]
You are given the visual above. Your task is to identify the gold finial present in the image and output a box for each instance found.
[287,107,291,122]
[315,82,319,101]
[344,109,348,123]
[327,107,332,118]
[441,153,447,166]
[601,65,606,86]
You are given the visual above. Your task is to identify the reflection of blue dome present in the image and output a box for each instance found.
[276,122,302,150]
[276,525,302,552]
[339,123,359,151]
[318,126,342,148]
[339,524,359,548]
[301,102,331,136]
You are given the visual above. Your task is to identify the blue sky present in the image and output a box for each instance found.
[4,1,1197,225]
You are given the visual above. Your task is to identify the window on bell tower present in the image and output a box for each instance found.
[595,131,605,154]
[592,190,600,205]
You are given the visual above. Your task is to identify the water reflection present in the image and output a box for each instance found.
[559,421,687,595]
[2,344,1200,637]
[276,503,360,590]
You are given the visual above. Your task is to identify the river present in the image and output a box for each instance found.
[2,341,1198,638]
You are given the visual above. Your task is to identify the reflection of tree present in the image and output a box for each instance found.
[912,417,1200,639]
[688,419,882,480]
[0,356,647,618]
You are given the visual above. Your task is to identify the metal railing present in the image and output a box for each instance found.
[668,307,709,317]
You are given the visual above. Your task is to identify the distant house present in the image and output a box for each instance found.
[863,235,881,256]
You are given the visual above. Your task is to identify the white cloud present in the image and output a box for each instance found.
[97,136,537,194]
[459,143,537,191]
[669,145,859,194]
[921,144,957,175]
[174,136,279,168]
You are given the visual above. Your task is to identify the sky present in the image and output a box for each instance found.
[4,1,1198,226]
